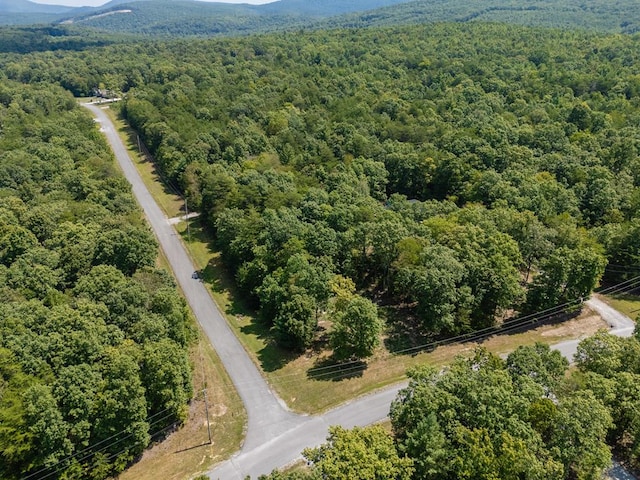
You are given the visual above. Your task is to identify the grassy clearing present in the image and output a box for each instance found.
[258,307,605,413]
[602,292,640,321]
[176,219,608,413]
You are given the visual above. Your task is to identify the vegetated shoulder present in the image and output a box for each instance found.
[0,80,193,480]
[12,22,635,358]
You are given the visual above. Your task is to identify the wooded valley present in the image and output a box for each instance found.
[1,11,640,480]
[7,23,636,350]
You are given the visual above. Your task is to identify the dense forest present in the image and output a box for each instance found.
[7,23,638,352]
[329,0,640,34]
[0,25,126,54]
[3,0,639,38]
[261,333,640,479]
[2,16,640,480]
[0,80,193,479]
[0,0,411,29]
[63,0,412,38]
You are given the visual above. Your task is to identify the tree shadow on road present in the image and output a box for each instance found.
[179,218,299,373]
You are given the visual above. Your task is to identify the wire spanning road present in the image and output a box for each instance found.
[84,102,637,480]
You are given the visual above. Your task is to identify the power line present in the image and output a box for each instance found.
[21,276,640,479]
[300,274,640,382]
[606,263,640,270]
[21,406,179,480]
[192,274,640,390]
[597,275,640,295]
[33,412,180,480]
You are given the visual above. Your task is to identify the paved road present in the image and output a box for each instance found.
[85,103,638,480]
[84,102,407,478]
[211,384,405,479]
[82,103,303,455]
[607,461,638,480]
[551,297,635,361]
[212,296,637,479]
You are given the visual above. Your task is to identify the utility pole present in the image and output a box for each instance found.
[203,389,212,445]
[137,134,141,154]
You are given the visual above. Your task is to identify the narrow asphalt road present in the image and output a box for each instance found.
[551,296,635,360]
[82,103,305,456]
[212,296,637,479]
[85,102,638,480]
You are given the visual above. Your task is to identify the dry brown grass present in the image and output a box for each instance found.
[102,103,619,478]
[216,298,608,414]
[173,212,611,414]
[225,306,607,415]
[101,106,184,218]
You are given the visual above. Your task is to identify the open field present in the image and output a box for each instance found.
[176,217,608,413]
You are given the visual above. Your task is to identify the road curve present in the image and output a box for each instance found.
[82,103,303,455]
[551,296,636,361]
[210,297,638,479]
[85,102,638,480]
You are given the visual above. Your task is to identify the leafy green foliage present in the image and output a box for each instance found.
[525,245,607,312]
[269,336,640,479]
[0,25,118,54]
[330,295,383,360]
[10,23,636,352]
[329,0,640,34]
[4,0,639,38]
[303,425,414,480]
[0,81,193,480]
[574,333,640,472]
[389,348,611,480]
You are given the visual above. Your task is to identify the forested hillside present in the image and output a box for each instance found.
[4,0,638,36]
[2,13,640,480]
[0,25,121,54]
[5,23,638,355]
[0,80,193,480]
[124,24,639,349]
[60,0,412,38]
[328,0,640,34]
[53,0,640,36]
[0,0,74,26]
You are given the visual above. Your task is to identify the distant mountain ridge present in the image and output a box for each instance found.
[324,0,640,34]
[0,0,413,27]
[257,0,411,16]
[0,0,74,13]
[1,0,638,34]
[47,0,416,36]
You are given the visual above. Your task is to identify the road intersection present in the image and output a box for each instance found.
[83,102,637,480]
